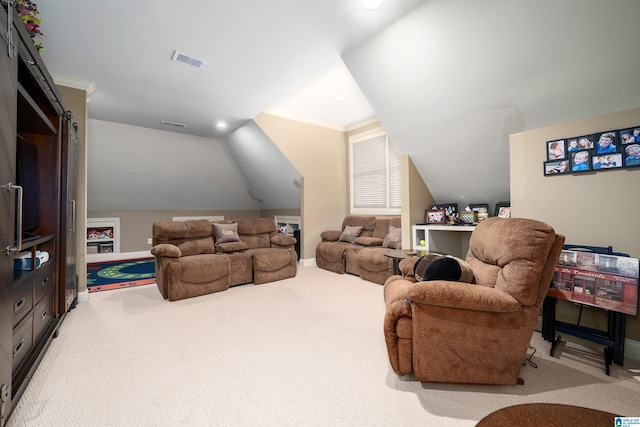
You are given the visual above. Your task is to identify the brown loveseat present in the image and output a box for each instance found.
[151,218,297,301]
[315,215,401,284]
[383,217,564,385]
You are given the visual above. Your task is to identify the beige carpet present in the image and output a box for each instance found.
[7,266,640,426]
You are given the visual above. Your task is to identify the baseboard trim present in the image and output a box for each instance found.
[300,258,317,267]
[536,316,640,362]
[87,250,152,263]
[77,290,89,303]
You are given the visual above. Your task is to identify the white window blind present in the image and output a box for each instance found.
[350,129,401,215]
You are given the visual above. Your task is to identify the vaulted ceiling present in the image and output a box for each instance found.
[37,0,640,211]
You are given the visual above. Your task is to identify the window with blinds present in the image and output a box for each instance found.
[349,128,401,215]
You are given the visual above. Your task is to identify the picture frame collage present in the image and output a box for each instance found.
[543,125,640,176]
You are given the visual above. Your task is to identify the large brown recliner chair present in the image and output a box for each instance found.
[383,217,565,385]
[151,220,230,301]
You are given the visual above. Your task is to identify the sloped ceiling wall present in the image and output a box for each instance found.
[343,0,640,209]
[221,121,302,210]
[87,120,259,211]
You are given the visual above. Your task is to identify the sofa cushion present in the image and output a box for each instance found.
[354,236,383,246]
[213,223,241,245]
[152,220,215,257]
[383,225,402,249]
[339,225,363,243]
[251,248,293,272]
[215,241,249,253]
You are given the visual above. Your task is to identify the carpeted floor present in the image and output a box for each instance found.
[7,265,640,426]
[86,258,155,292]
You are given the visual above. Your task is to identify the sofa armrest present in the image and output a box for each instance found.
[354,236,383,247]
[320,230,342,242]
[271,234,296,248]
[408,281,521,313]
[151,243,182,258]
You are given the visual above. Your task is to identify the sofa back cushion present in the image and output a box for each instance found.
[342,215,377,238]
[235,218,276,249]
[152,220,215,256]
[373,216,401,240]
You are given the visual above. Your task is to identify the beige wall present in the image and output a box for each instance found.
[510,107,640,341]
[401,156,435,249]
[58,85,88,294]
[254,114,348,261]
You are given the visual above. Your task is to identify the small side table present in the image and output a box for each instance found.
[384,249,427,276]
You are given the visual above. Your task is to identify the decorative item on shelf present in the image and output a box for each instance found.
[494,201,511,218]
[426,210,445,224]
[459,210,478,225]
[14,0,45,51]
[468,203,489,222]
[427,203,458,224]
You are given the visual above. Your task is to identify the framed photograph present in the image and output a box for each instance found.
[426,209,445,224]
[570,151,591,172]
[497,206,511,218]
[619,126,640,145]
[623,143,640,168]
[566,138,580,153]
[544,159,570,176]
[428,203,458,219]
[493,201,510,217]
[592,153,622,170]
[546,139,566,160]
[575,135,595,151]
[469,203,490,222]
[594,130,618,155]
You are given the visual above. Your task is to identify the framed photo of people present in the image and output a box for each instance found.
[543,124,640,176]
[425,209,445,224]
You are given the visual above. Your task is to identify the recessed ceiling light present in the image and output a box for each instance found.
[216,121,227,130]
[360,0,384,11]
[336,95,347,102]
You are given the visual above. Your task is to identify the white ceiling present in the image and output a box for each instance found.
[37,0,425,136]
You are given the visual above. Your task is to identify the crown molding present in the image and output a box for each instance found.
[52,74,96,95]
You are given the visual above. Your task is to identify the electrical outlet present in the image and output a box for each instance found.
[147,238,152,245]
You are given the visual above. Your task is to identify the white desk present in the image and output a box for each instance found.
[412,224,476,258]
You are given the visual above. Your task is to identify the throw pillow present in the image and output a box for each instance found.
[213,223,241,245]
[382,225,402,249]
[338,225,363,244]
[414,254,474,283]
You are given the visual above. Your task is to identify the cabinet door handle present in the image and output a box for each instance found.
[13,339,24,357]
[14,297,26,313]
[40,310,48,322]
[41,277,49,287]
[3,183,23,254]
[69,199,76,232]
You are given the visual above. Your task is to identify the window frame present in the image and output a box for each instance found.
[349,127,401,215]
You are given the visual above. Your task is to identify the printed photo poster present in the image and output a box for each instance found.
[551,250,639,315]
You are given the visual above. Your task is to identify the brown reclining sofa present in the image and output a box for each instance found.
[315,215,401,284]
[151,218,297,301]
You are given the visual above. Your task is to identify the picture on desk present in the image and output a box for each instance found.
[550,250,639,315]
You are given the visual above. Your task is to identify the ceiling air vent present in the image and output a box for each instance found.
[161,120,186,128]
[171,50,206,69]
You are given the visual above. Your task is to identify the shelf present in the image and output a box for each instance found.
[412,224,476,258]
[86,218,120,254]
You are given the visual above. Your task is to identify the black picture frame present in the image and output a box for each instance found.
[546,139,566,161]
[468,203,490,222]
[570,151,591,173]
[428,203,458,219]
[544,159,570,176]
[623,143,640,168]
[592,153,623,170]
[575,135,595,151]
[566,137,580,153]
[493,201,510,217]
[619,126,640,145]
[594,130,619,155]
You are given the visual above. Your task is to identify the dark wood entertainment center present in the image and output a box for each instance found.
[1,3,78,425]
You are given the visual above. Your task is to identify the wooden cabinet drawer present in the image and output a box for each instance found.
[35,260,54,304]
[33,289,54,342]
[13,314,34,371]
[12,272,34,328]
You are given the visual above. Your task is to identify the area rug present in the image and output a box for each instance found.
[87,258,156,293]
